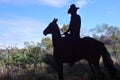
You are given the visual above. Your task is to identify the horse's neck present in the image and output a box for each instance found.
[52,30,61,48]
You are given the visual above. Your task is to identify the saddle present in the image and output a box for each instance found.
[62,34,81,46]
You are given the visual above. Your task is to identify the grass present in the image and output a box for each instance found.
[0,61,120,80]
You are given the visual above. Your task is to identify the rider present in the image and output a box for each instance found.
[64,4,81,39]
[64,4,81,66]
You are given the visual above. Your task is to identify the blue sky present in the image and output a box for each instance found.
[0,0,120,48]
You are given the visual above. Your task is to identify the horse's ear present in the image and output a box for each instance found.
[55,18,58,22]
[53,18,58,23]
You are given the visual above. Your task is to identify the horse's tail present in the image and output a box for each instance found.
[100,42,117,78]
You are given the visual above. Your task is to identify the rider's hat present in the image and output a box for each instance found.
[68,4,79,14]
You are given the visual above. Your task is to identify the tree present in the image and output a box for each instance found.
[41,37,53,54]
[90,24,120,64]
[60,24,69,34]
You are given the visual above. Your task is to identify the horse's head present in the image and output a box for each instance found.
[43,18,58,36]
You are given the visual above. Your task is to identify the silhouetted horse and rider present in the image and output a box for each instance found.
[43,4,117,80]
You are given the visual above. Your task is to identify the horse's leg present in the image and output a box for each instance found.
[93,62,103,80]
[89,63,97,80]
[89,62,101,80]
[56,61,64,80]
[89,63,95,74]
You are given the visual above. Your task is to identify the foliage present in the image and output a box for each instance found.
[0,42,42,69]
[41,37,53,54]
[60,24,69,33]
[90,24,120,64]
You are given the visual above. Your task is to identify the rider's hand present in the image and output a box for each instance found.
[64,32,68,36]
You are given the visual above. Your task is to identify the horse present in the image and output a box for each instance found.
[43,18,117,80]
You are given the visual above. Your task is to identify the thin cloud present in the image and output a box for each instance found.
[76,0,89,8]
[106,7,119,15]
[0,15,45,47]
[0,0,90,8]
[0,0,70,7]
[38,0,70,7]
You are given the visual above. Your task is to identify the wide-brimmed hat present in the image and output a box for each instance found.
[68,4,79,14]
